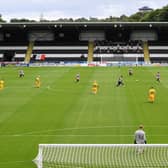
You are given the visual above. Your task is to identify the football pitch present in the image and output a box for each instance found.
[0,66,168,168]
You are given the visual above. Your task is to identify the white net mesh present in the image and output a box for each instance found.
[33,144,168,168]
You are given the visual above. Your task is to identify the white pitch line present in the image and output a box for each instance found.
[46,86,82,94]
[1,125,168,136]
[0,134,168,137]
[0,160,29,165]
[0,134,133,137]
[20,125,168,135]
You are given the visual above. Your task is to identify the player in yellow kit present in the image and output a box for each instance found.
[148,87,156,103]
[92,80,99,94]
[35,76,41,88]
[0,79,4,90]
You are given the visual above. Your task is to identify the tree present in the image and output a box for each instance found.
[128,12,146,22]
[141,10,158,21]
[10,18,36,22]
[140,5,168,22]
[0,14,6,22]
[89,17,99,22]
[75,17,88,22]
[6,4,168,23]
[120,15,129,22]
[158,5,168,21]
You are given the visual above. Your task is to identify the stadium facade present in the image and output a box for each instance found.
[0,22,168,65]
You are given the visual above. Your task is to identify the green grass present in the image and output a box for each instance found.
[0,66,168,168]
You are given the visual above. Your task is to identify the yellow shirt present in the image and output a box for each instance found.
[149,88,156,95]
[36,77,40,82]
[93,82,98,88]
[0,80,4,85]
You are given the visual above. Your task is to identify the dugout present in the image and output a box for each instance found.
[0,22,168,64]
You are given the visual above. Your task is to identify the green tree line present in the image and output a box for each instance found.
[0,4,168,22]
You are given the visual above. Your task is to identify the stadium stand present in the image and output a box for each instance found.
[0,22,168,65]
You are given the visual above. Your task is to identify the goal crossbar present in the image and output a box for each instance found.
[33,144,168,168]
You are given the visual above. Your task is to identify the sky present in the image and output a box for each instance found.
[0,0,168,21]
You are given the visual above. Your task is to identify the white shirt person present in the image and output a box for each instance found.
[134,125,147,144]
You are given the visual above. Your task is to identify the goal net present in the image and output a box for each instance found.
[33,144,168,168]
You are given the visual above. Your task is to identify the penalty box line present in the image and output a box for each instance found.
[19,125,168,135]
[0,134,168,137]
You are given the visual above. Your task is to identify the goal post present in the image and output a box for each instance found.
[33,144,168,168]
